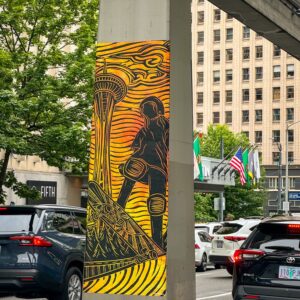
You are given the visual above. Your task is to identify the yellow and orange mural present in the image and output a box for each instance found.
[83,41,170,296]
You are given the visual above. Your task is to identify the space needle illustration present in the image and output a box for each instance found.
[93,60,127,196]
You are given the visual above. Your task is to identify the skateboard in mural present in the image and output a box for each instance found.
[84,181,165,281]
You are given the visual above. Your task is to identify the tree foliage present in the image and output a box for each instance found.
[194,124,267,220]
[0,0,99,202]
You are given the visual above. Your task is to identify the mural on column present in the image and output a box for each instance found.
[83,41,170,297]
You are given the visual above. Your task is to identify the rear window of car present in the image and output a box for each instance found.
[245,223,300,252]
[215,223,242,235]
[195,226,209,233]
[0,207,41,233]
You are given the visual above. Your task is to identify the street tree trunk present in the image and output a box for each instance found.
[0,149,11,203]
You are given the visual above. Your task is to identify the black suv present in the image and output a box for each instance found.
[0,205,86,300]
[232,216,300,300]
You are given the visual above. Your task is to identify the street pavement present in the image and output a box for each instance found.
[196,267,233,300]
[4,267,232,300]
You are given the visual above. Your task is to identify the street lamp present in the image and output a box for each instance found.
[284,120,300,214]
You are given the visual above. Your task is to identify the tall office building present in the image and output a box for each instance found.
[192,0,300,214]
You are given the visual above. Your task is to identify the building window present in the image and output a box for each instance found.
[213,112,220,124]
[227,13,233,20]
[197,51,204,64]
[226,69,233,82]
[242,68,249,81]
[273,65,281,79]
[242,110,249,123]
[272,130,280,143]
[243,26,250,39]
[197,92,203,105]
[255,67,263,80]
[287,86,294,100]
[225,111,232,124]
[242,47,250,60]
[272,152,280,165]
[226,48,233,62]
[197,72,204,85]
[256,46,263,59]
[255,109,263,122]
[287,108,294,121]
[226,90,232,103]
[256,32,262,39]
[213,50,220,63]
[268,177,278,189]
[272,108,280,122]
[214,9,221,22]
[242,131,249,138]
[196,113,203,126]
[273,45,281,57]
[255,88,263,101]
[288,152,294,163]
[213,70,220,83]
[273,87,280,101]
[287,64,294,78]
[198,0,204,4]
[197,31,204,44]
[288,129,294,142]
[242,89,249,102]
[198,11,204,24]
[226,28,233,41]
[213,91,220,104]
[214,29,220,42]
[255,131,262,143]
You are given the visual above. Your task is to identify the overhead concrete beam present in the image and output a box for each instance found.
[209,0,300,60]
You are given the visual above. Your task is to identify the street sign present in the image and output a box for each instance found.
[214,197,225,210]
[288,191,300,201]
[283,201,290,212]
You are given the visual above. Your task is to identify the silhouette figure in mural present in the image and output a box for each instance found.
[117,96,169,248]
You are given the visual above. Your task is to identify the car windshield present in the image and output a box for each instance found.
[215,223,242,235]
[0,207,41,233]
[245,223,300,252]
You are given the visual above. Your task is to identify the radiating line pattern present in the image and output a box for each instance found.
[84,41,170,296]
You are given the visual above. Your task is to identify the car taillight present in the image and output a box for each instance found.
[288,224,300,234]
[0,207,8,211]
[195,243,201,249]
[233,249,265,263]
[224,236,247,242]
[9,236,52,247]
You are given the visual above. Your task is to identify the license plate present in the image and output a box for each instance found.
[216,241,223,248]
[279,265,300,280]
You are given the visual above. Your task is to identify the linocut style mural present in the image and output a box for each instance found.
[83,41,170,296]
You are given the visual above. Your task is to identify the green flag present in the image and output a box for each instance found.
[194,135,204,181]
[242,148,250,186]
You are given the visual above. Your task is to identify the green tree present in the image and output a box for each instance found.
[194,193,217,222]
[201,124,249,158]
[0,0,99,202]
[195,124,267,220]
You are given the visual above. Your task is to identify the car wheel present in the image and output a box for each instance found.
[214,264,221,269]
[197,253,207,272]
[226,264,233,275]
[48,266,83,300]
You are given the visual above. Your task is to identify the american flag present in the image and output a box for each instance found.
[230,147,246,185]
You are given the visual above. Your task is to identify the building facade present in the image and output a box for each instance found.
[192,0,300,214]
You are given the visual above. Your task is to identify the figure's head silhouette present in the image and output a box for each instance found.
[140,96,164,120]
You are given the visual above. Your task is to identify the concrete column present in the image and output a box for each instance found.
[84,0,195,299]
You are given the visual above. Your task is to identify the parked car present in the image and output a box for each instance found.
[0,204,86,300]
[209,218,261,274]
[195,229,213,272]
[232,216,300,300]
[195,222,222,237]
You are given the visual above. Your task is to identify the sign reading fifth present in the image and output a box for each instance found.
[83,41,170,297]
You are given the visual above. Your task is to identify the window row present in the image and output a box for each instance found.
[268,177,296,188]
[196,65,295,84]
[196,110,295,126]
[196,86,295,105]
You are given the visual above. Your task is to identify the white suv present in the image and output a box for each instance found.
[209,218,261,274]
[195,222,222,237]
